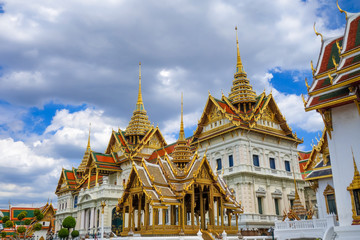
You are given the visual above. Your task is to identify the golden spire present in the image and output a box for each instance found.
[235,26,244,74]
[229,26,256,105]
[87,123,91,150]
[172,93,192,169]
[78,123,92,172]
[179,92,185,141]
[125,62,151,138]
[293,168,300,200]
[352,148,359,177]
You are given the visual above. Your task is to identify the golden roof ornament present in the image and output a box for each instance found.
[125,62,151,138]
[172,93,192,168]
[78,123,92,172]
[336,0,348,19]
[229,26,256,105]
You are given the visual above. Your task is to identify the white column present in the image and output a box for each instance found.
[94,208,98,228]
[81,210,86,230]
[85,209,89,231]
[90,208,95,229]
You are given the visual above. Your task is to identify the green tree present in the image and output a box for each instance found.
[1,232,6,238]
[33,209,40,217]
[5,220,13,228]
[33,223,42,231]
[62,216,76,240]
[1,216,9,223]
[71,230,79,238]
[24,219,31,225]
[58,228,69,240]
[17,226,26,235]
[17,212,26,225]
[35,213,44,221]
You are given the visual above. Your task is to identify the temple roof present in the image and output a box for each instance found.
[118,153,242,211]
[125,62,151,137]
[192,92,302,143]
[228,27,256,105]
[305,9,360,113]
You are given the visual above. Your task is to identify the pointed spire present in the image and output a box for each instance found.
[352,147,359,177]
[172,93,192,169]
[125,62,151,138]
[293,168,300,200]
[87,123,91,150]
[229,27,256,105]
[235,26,245,74]
[179,92,185,141]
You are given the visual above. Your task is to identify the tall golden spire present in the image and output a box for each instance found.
[172,93,192,169]
[78,123,92,173]
[179,93,185,141]
[137,62,143,109]
[229,26,256,106]
[235,26,245,74]
[125,62,151,139]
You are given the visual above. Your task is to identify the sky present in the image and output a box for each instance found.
[0,0,358,209]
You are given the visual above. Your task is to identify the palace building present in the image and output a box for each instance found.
[189,27,305,235]
[55,63,168,237]
[55,63,242,238]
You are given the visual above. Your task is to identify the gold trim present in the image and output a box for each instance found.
[347,149,360,225]
[305,94,357,112]
[341,46,360,58]
[305,174,333,181]
[323,184,336,215]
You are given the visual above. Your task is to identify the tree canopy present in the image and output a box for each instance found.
[71,230,79,238]
[62,216,76,229]
[58,228,69,239]
[1,216,9,223]
[5,220,13,228]
[24,219,32,225]
[33,223,42,231]
[17,226,26,234]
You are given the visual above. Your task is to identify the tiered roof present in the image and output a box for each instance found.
[125,62,151,138]
[171,94,193,169]
[304,129,332,181]
[118,153,242,211]
[305,5,360,134]
[229,27,257,105]
[56,63,167,195]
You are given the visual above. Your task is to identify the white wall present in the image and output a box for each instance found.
[328,103,360,226]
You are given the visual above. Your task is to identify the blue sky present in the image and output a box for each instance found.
[0,0,358,209]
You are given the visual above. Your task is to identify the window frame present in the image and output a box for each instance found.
[253,154,260,167]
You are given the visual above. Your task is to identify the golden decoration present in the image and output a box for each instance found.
[347,148,360,225]
[313,22,323,42]
[336,0,348,19]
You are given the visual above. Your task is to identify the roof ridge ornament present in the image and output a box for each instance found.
[313,22,323,42]
[235,26,245,74]
[336,0,348,19]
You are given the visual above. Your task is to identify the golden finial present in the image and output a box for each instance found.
[293,167,300,200]
[351,147,359,176]
[101,201,106,214]
[235,26,245,74]
[208,90,211,96]
[301,94,307,107]
[332,55,339,69]
[313,23,323,42]
[305,78,310,91]
[87,123,91,150]
[310,60,316,76]
[179,92,185,141]
[336,40,343,54]
[328,73,333,85]
[137,62,143,105]
[337,0,348,19]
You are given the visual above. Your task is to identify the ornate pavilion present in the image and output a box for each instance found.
[116,94,243,237]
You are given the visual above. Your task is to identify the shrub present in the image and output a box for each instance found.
[1,216,9,223]
[58,228,69,239]
[20,211,28,217]
[71,230,79,238]
[17,212,26,221]
[62,216,76,230]
[1,232,7,238]
[24,219,32,225]
[33,209,40,217]
[33,223,42,231]
[36,213,44,221]
[17,226,26,234]
[5,220,13,228]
